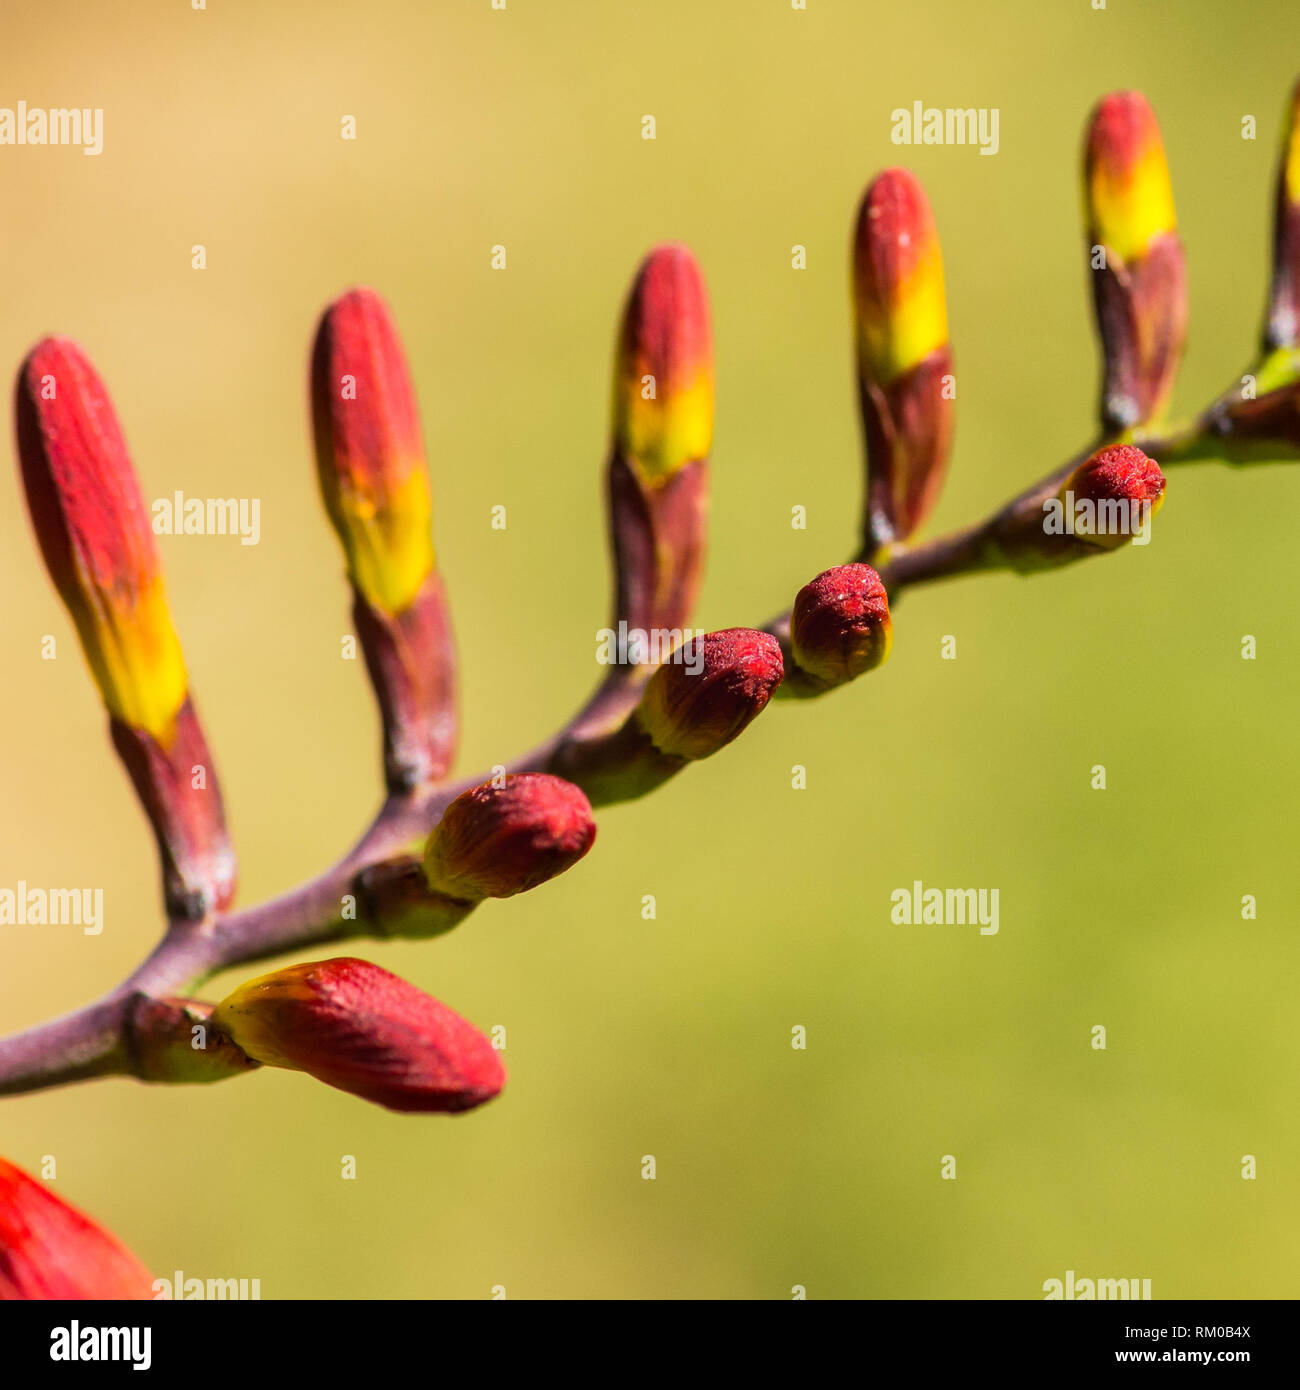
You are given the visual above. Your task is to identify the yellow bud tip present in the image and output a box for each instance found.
[311,288,436,615]
[1283,77,1300,205]
[1085,91,1177,263]
[853,168,949,386]
[15,337,188,741]
[612,243,714,486]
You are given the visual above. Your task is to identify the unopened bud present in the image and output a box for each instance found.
[789,564,892,689]
[211,957,504,1114]
[635,629,783,760]
[423,773,596,902]
[0,1157,154,1300]
[852,169,955,546]
[1266,76,1300,350]
[1084,92,1186,429]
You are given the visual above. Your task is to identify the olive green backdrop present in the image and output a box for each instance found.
[0,0,1295,1299]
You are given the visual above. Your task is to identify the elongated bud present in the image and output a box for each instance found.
[1084,92,1187,430]
[423,773,596,903]
[788,564,892,692]
[992,444,1166,571]
[636,628,783,760]
[211,957,504,1114]
[853,169,955,549]
[0,1157,154,1299]
[1265,77,1300,350]
[607,244,713,640]
[312,289,457,789]
[16,338,235,919]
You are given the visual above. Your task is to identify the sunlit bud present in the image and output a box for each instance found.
[607,245,713,639]
[1265,76,1300,350]
[1084,92,1186,429]
[852,169,955,546]
[1056,444,1166,552]
[0,1157,154,1300]
[612,243,713,486]
[211,958,504,1114]
[423,773,596,902]
[635,629,783,761]
[16,338,235,918]
[15,338,187,740]
[311,288,436,616]
[312,288,457,788]
[789,564,892,689]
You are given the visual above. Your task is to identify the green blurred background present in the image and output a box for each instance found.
[1,0,1296,1299]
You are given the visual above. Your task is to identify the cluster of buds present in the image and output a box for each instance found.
[6,72,1300,1298]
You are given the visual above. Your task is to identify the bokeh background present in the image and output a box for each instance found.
[1,0,1296,1299]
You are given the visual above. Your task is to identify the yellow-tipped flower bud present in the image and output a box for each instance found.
[611,243,713,487]
[311,288,436,616]
[15,338,188,742]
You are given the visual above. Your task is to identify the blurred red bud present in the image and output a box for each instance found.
[0,1157,154,1300]
[423,773,596,902]
[636,629,783,760]
[211,958,504,1114]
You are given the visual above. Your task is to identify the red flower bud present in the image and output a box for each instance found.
[423,773,596,902]
[789,564,892,688]
[0,1157,154,1300]
[607,244,713,639]
[15,337,235,918]
[1083,92,1186,430]
[211,958,504,1114]
[635,629,783,760]
[852,169,955,547]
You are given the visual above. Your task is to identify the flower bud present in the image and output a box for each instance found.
[635,629,783,760]
[15,338,187,741]
[211,957,504,1114]
[423,774,596,902]
[123,994,259,1084]
[0,1157,154,1300]
[15,338,235,918]
[311,288,436,616]
[1265,76,1300,350]
[789,564,892,689]
[612,243,713,486]
[312,288,457,788]
[852,169,955,547]
[607,245,713,639]
[1084,92,1187,429]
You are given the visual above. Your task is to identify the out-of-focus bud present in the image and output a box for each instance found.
[992,444,1166,571]
[211,957,504,1114]
[1265,77,1300,350]
[311,288,457,789]
[1084,91,1187,431]
[0,1157,154,1300]
[853,168,955,550]
[423,773,596,903]
[1213,378,1300,452]
[607,244,713,641]
[15,338,236,919]
[635,628,783,760]
[123,994,259,1084]
[788,564,892,692]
